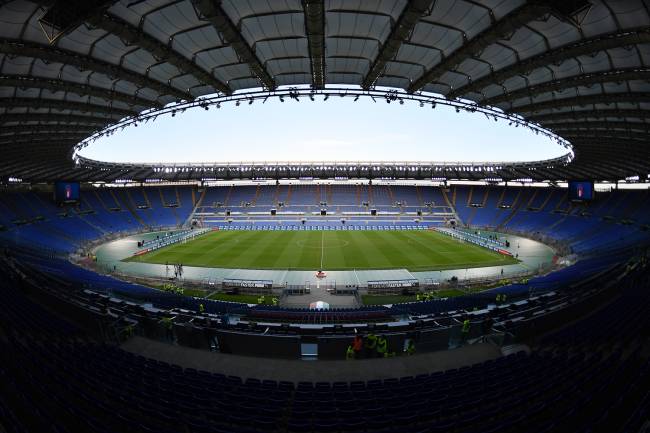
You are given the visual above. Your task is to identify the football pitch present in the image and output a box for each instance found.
[126,230,518,272]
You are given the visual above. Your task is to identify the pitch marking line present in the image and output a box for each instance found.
[320,230,324,270]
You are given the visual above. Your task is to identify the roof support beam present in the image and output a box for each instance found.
[0,124,98,136]
[192,0,275,90]
[303,0,326,89]
[546,120,650,131]
[530,109,650,123]
[87,12,231,95]
[0,113,112,125]
[0,39,192,101]
[408,1,563,93]
[362,0,434,89]
[527,109,650,123]
[448,27,650,99]
[483,68,650,106]
[551,122,650,135]
[562,132,649,142]
[0,134,87,146]
[0,97,136,118]
[33,0,117,43]
[567,139,650,149]
[577,140,648,154]
[0,75,161,108]
[511,93,650,114]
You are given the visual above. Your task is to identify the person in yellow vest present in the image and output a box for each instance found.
[161,316,173,342]
[198,303,205,314]
[346,345,355,360]
[461,317,471,343]
[123,324,134,339]
[365,333,377,358]
[376,335,388,357]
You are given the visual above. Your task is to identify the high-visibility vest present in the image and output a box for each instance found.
[377,337,387,354]
[199,304,205,313]
[366,334,377,349]
[346,345,355,360]
[462,319,471,333]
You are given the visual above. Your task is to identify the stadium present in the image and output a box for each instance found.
[1,0,650,432]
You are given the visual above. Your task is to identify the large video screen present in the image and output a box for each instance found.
[568,181,594,202]
[54,181,80,203]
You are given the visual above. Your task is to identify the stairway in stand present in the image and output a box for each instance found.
[252,185,261,206]
[224,185,233,206]
[286,185,292,205]
[415,186,423,206]
[122,189,147,228]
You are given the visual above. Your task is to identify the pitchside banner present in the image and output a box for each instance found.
[222,279,273,289]
[367,279,419,289]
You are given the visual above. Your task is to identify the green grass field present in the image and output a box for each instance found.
[126,230,517,271]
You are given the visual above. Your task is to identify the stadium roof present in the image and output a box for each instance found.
[0,0,649,183]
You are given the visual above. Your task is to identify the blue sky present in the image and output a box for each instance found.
[81,96,567,163]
